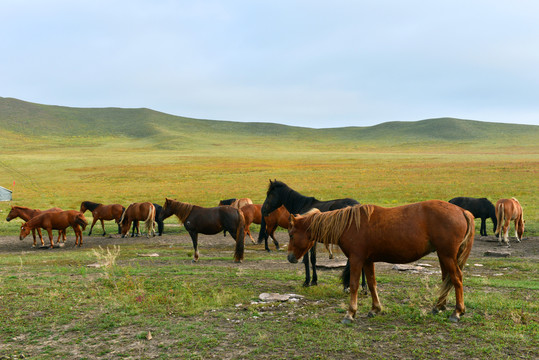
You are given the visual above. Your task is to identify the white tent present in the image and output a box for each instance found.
[0,186,12,201]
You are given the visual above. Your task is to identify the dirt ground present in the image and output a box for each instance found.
[0,227,537,269]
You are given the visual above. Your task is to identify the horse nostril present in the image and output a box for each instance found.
[287,253,298,264]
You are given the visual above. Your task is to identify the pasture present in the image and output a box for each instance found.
[0,113,538,359]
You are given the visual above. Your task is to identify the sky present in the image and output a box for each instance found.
[2,0,539,128]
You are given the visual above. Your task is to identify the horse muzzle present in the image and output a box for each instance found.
[287,253,298,264]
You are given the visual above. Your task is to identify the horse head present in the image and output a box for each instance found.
[261,179,286,216]
[19,223,31,240]
[159,198,175,222]
[287,213,316,264]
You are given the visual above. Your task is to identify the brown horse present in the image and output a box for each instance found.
[240,204,262,244]
[19,210,88,248]
[287,200,475,323]
[6,205,65,247]
[495,198,525,245]
[159,198,245,263]
[80,201,125,236]
[261,205,290,251]
[119,202,156,238]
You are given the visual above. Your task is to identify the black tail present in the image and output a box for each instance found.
[258,216,267,244]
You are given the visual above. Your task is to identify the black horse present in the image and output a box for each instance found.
[260,179,365,290]
[448,197,497,236]
[132,203,165,236]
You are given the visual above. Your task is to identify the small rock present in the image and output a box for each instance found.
[484,250,511,257]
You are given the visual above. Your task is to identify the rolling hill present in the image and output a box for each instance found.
[1,97,538,147]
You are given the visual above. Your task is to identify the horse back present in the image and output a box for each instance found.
[449,197,494,218]
[353,200,470,263]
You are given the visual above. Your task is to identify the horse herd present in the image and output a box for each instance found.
[4,179,526,324]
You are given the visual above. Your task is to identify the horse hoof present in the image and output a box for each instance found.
[341,317,354,325]
[367,311,377,318]
[449,314,460,323]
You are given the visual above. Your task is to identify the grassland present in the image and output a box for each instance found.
[0,98,538,359]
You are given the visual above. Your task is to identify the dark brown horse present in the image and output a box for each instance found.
[495,198,525,245]
[19,210,88,247]
[6,205,65,247]
[119,202,156,238]
[240,204,262,244]
[287,200,475,323]
[80,201,125,236]
[159,198,245,263]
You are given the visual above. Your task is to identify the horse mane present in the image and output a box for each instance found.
[305,205,365,247]
[169,200,194,223]
[268,180,316,213]
[82,201,101,211]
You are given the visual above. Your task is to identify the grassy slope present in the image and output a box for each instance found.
[0,97,538,235]
[2,97,539,148]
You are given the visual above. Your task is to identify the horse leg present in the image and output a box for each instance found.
[269,230,280,251]
[363,261,382,317]
[302,252,311,287]
[100,219,106,236]
[131,220,137,237]
[245,226,255,244]
[88,217,98,236]
[503,218,510,245]
[342,257,366,324]
[437,255,465,322]
[31,229,38,247]
[37,228,45,247]
[480,218,486,236]
[514,219,521,242]
[310,246,317,286]
[76,225,83,246]
[46,229,54,248]
[325,243,334,259]
[189,232,199,262]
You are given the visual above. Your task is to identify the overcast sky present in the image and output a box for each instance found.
[2,1,539,128]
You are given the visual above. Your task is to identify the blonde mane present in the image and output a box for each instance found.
[305,205,371,247]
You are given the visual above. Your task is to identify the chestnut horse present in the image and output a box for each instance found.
[6,206,65,247]
[80,201,125,236]
[159,198,245,263]
[240,204,262,244]
[495,198,525,245]
[119,202,156,238]
[287,200,475,323]
[260,205,290,251]
[19,210,88,248]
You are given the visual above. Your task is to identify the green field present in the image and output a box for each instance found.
[0,98,538,359]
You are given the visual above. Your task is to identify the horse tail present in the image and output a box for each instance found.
[145,203,156,236]
[495,202,504,236]
[438,210,475,299]
[258,215,267,244]
[234,208,245,262]
[119,207,127,225]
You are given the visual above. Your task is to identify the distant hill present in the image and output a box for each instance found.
[1,97,538,146]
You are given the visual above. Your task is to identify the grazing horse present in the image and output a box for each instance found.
[260,179,363,289]
[495,198,525,245]
[287,200,475,323]
[240,204,262,244]
[19,210,88,248]
[79,201,125,236]
[6,206,65,247]
[449,197,497,236]
[159,198,245,263]
[119,202,156,238]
